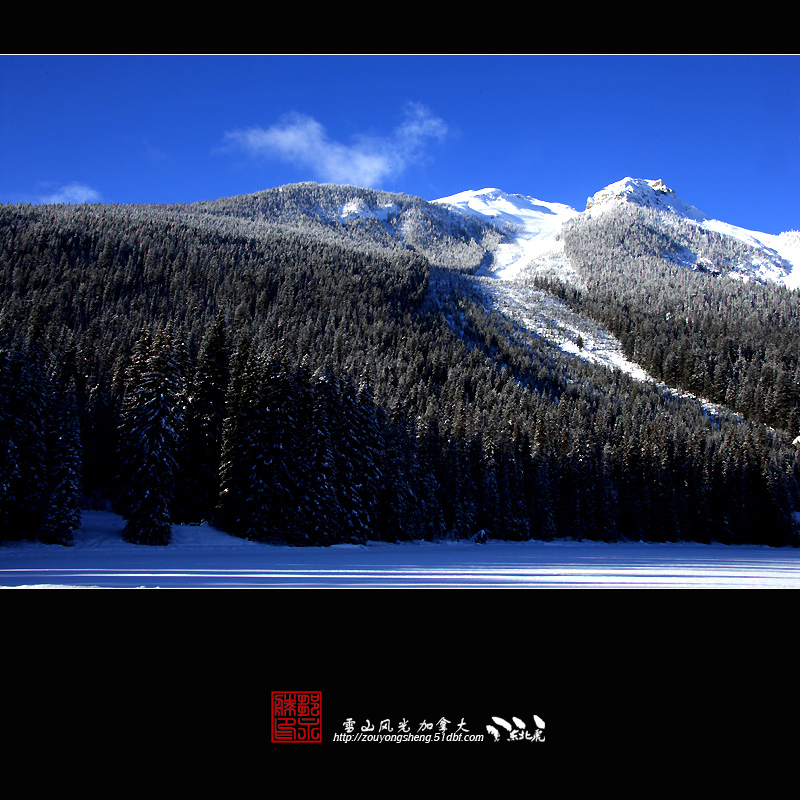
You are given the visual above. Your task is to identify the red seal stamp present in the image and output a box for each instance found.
[271,691,322,743]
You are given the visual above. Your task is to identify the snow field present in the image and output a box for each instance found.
[1,511,799,588]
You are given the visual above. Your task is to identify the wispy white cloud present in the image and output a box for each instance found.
[37,182,102,204]
[223,103,448,187]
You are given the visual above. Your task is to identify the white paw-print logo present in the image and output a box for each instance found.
[486,715,545,742]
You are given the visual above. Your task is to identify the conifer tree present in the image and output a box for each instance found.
[38,377,82,545]
[80,376,117,510]
[374,398,417,541]
[259,349,300,540]
[414,414,446,540]
[356,375,384,533]
[215,345,272,540]
[181,316,230,522]
[0,340,49,541]
[117,326,185,545]
[216,346,298,542]
[334,377,372,544]
[215,340,252,536]
[440,426,478,539]
[297,368,342,545]
[0,341,22,541]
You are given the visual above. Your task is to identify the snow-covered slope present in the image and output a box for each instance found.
[434,178,800,289]
[433,188,579,282]
[433,178,799,394]
[434,186,659,385]
[701,222,800,287]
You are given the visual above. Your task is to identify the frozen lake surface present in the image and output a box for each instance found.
[1,511,799,588]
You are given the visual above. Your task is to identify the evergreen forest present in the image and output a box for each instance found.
[1,184,798,549]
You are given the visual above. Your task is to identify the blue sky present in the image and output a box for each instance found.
[1,54,798,233]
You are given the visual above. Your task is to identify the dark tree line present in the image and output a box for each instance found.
[0,187,798,548]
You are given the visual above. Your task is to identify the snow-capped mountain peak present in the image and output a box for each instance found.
[585,177,709,222]
[433,179,799,289]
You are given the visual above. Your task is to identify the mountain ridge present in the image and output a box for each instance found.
[433,178,799,289]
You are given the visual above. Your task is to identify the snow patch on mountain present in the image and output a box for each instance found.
[339,197,399,222]
[478,276,743,421]
[433,188,581,283]
[701,219,800,288]
[475,277,653,383]
[772,231,800,288]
